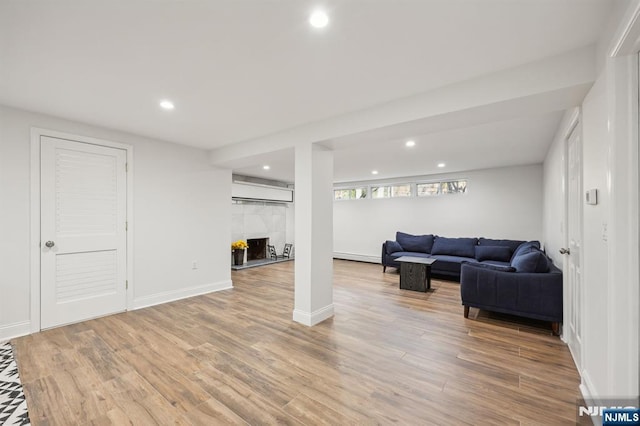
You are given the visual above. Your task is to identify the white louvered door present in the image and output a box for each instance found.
[41,136,127,329]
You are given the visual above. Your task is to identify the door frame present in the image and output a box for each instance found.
[29,128,134,333]
[561,108,580,345]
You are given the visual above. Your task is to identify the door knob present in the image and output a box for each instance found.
[45,241,55,248]
[559,248,570,255]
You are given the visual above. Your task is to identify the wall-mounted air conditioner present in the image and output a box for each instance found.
[232,181,294,203]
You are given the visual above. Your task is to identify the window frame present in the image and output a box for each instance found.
[333,186,368,201]
[416,179,468,197]
[334,178,468,201]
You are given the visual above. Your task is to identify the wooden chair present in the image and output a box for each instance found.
[282,243,293,259]
[267,245,278,260]
[268,244,293,260]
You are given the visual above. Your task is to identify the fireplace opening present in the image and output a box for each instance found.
[247,238,268,261]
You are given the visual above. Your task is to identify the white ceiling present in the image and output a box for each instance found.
[332,112,565,183]
[0,0,614,183]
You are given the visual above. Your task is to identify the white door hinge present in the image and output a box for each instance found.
[126,280,129,290]
[125,162,128,172]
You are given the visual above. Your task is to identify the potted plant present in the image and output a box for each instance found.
[231,240,248,265]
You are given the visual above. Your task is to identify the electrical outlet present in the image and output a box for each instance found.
[192,261,198,270]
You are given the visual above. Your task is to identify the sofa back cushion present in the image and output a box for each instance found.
[385,240,403,254]
[511,241,541,260]
[478,238,525,253]
[431,237,478,258]
[395,232,434,253]
[511,249,550,273]
[475,245,512,262]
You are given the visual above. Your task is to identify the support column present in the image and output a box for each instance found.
[293,143,334,326]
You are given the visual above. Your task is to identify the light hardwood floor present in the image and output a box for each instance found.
[13,260,582,425]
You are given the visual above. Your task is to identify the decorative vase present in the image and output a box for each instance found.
[233,249,245,265]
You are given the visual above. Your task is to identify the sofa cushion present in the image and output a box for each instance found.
[462,261,516,273]
[430,255,476,274]
[481,260,512,268]
[431,237,478,258]
[385,240,403,254]
[511,241,542,260]
[511,250,550,273]
[478,238,525,253]
[395,232,434,253]
[475,245,512,262]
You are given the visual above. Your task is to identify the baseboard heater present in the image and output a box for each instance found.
[333,252,381,264]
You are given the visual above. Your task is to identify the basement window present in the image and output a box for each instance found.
[417,182,440,196]
[334,187,367,200]
[391,184,412,197]
[441,180,467,194]
[417,180,467,196]
[371,186,390,198]
[371,184,412,199]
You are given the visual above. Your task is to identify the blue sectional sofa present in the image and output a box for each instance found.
[460,261,562,334]
[381,232,563,334]
[382,232,526,280]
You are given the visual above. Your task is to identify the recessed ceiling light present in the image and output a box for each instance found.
[371,170,379,175]
[437,163,446,168]
[405,140,416,147]
[263,165,270,170]
[159,100,175,110]
[309,10,329,28]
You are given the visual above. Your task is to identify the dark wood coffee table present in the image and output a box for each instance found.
[395,256,437,292]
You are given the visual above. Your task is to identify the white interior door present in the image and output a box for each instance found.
[40,136,127,329]
[566,123,583,369]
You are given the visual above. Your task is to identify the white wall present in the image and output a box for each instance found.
[0,104,232,340]
[541,0,639,407]
[580,75,611,398]
[333,164,543,262]
[0,108,32,338]
[580,0,639,405]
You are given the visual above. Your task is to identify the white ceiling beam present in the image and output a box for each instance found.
[210,45,596,166]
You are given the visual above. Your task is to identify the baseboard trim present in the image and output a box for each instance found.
[132,280,233,310]
[580,370,602,426]
[580,370,599,405]
[0,321,31,342]
[293,304,335,326]
[333,252,380,264]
